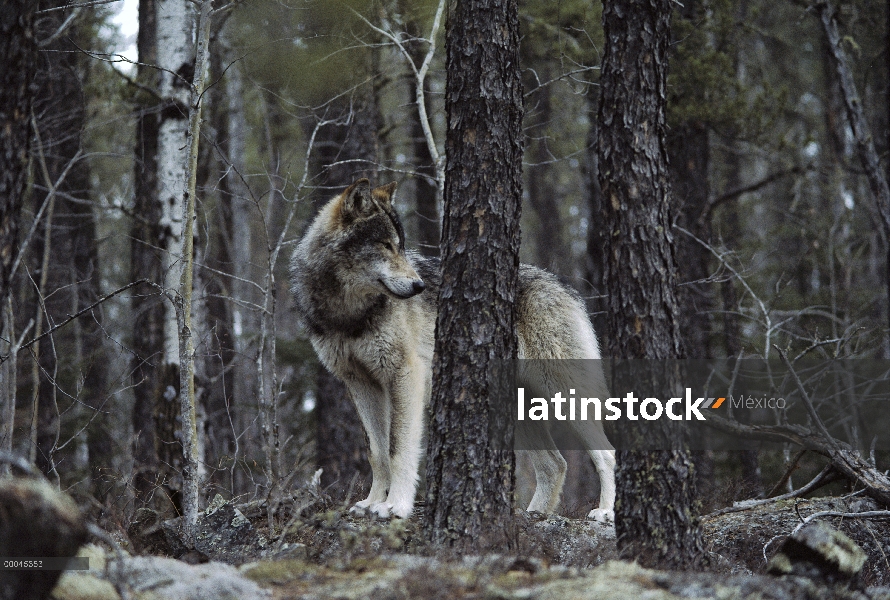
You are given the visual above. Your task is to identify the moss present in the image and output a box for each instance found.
[241,558,313,584]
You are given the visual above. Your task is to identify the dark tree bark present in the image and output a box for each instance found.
[668,120,712,358]
[0,3,36,308]
[597,0,705,569]
[423,0,523,550]
[131,0,178,511]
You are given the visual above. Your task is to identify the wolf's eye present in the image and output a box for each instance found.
[379,241,396,252]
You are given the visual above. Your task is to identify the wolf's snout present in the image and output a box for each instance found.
[412,280,426,294]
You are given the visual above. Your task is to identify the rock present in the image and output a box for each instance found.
[191,495,266,564]
[128,509,181,557]
[768,521,867,586]
[132,496,266,564]
[51,544,270,600]
[0,476,87,600]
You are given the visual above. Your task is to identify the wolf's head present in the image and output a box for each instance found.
[323,178,426,299]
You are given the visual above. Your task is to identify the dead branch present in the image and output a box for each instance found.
[792,509,890,534]
[767,448,808,498]
[705,463,840,519]
[3,279,150,363]
[706,411,890,507]
[816,1,890,235]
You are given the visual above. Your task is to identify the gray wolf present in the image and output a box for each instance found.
[290,178,615,521]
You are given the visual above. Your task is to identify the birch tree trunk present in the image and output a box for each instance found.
[156,0,193,375]
[177,0,213,538]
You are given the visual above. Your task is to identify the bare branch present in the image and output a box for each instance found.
[36,0,120,13]
[3,280,150,362]
[705,463,838,518]
[792,509,890,534]
[705,165,811,222]
[816,1,890,234]
[349,0,446,194]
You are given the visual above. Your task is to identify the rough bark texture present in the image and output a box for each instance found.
[597,0,705,569]
[423,0,523,550]
[0,2,35,309]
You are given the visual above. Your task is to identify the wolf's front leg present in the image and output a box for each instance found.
[346,383,392,513]
[370,362,426,519]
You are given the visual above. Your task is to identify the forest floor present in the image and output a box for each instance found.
[49,490,890,600]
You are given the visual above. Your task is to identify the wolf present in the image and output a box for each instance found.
[290,178,616,522]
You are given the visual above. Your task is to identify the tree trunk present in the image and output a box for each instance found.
[817,1,890,345]
[203,31,245,495]
[423,0,523,550]
[0,1,37,465]
[597,0,705,569]
[0,2,35,307]
[583,83,608,340]
[131,0,176,511]
[668,121,712,358]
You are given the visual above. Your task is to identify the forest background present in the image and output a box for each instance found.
[0,0,888,527]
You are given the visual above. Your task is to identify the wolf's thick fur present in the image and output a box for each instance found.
[290,179,615,521]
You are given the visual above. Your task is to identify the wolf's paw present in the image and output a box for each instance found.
[349,500,372,515]
[370,500,413,519]
[587,507,614,525]
[369,501,394,519]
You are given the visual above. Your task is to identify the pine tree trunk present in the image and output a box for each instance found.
[0,3,34,307]
[597,0,705,569]
[423,0,523,550]
[0,2,37,464]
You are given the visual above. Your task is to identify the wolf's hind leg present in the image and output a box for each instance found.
[517,427,568,514]
[347,384,392,513]
[569,420,616,523]
[587,449,616,524]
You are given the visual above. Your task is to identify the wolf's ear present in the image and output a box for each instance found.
[341,178,374,219]
[371,182,397,208]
